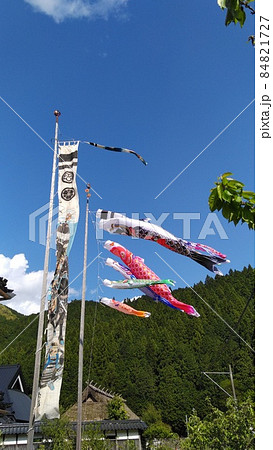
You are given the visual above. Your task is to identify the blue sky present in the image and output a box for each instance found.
[0,0,255,315]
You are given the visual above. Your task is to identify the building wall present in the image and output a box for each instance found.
[0,430,145,449]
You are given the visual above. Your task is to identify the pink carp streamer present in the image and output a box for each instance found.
[100,297,151,318]
[105,258,182,311]
[104,240,200,318]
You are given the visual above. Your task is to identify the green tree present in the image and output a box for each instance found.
[144,421,179,447]
[142,403,162,425]
[39,416,75,449]
[181,397,254,450]
[1,267,255,436]
[107,396,129,420]
[81,423,110,450]
[142,404,180,448]
[208,172,255,229]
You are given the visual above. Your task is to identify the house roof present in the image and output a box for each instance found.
[0,365,30,423]
[0,419,147,435]
[64,382,139,422]
[6,390,31,422]
[96,420,147,431]
[0,365,22,392]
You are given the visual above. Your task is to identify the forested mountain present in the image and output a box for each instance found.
[0,266,254,436]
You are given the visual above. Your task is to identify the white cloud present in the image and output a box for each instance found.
[24,0,129,23]
[0,253,53,315]
[69,287,80,298]
[89,288,98,296]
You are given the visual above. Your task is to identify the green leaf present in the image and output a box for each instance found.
[208,195,223,211]
[227,180,244,191]
[226,187,240,196]
[236,6,246,27]
[242,191,255,200]
[222,203,232,220]
[226,0,239,9]
[242,206,254,222]
[222,173,233,186]
[232,179,245,187]
[209,173,255,230]
[217,184,224,200]
[225,9,234,26]
[209,188,220,211]
[222,190,233,202]
[224,0,246,27]
[222,172,233,179]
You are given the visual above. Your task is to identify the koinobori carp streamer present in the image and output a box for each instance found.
[97,210,229,275]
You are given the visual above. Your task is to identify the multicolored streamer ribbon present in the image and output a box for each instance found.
[103,278,175,289]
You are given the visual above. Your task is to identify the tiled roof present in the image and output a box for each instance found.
[0,419,147,435]
[0,365,30,423]
[6,390,30,422]
[0,365,21,392]
[96,420,147,431]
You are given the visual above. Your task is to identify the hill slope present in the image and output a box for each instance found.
[0,266,254,435]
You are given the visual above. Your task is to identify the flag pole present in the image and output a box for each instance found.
[27,110,61,450]
[76,184,91,450]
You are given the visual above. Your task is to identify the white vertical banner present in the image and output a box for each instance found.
[35,142,79,420]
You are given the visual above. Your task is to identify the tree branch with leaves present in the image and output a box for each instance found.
[218,0,255,44]
[208,172,255,230]
[107,396,129,420]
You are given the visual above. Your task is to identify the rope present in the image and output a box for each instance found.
[0,96,54,152]
[155,252,255,353]
[0,97,102,200]
[0,186,60,358]
[0,315,39,357]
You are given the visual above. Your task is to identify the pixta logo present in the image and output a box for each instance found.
[29,202,58,249]
[95,212,228,240]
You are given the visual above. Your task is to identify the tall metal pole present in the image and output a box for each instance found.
[76,184,91,450]
[229,364,237,403]
[27,110,61,450]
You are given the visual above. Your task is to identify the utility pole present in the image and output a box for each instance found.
[76,184,91,450]
[229,364,237,403]
[27,110,60,450]
[202,365,237,402]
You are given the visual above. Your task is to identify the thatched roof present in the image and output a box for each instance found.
[64,382,139,422]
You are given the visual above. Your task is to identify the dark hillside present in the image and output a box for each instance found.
[0,266,254,435]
